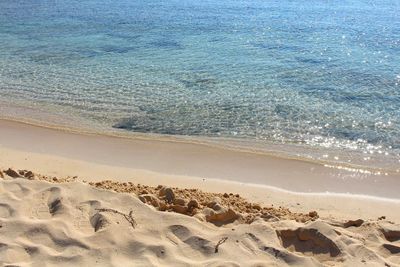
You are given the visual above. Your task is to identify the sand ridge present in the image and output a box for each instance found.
[1,168,400,266]
[1,168,320,224]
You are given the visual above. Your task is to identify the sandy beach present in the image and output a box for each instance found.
[2,0,399,264]
[1,119,400,266]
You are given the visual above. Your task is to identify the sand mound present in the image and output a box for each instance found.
[1,169,400,266]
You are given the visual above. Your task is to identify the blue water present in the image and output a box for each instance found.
[0,0,399,169]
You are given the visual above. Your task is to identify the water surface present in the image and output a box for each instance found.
[0,0,399,170]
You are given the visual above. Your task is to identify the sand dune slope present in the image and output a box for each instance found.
[1,177,400,266]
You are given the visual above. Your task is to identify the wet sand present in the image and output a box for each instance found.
[1,119,399,199]
[1,119,400,223]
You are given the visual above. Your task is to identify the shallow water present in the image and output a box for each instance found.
[0,0,399,170]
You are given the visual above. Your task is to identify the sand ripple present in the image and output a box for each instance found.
[1,169,400,266]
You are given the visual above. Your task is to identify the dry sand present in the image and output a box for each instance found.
[1,170,400,266]
[1,119,400,266]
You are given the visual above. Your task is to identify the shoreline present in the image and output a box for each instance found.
[1,119,400,222]
[0,115,365,170]
[1,118,400,197]
[2,119,400,266]
[1,104,398,174]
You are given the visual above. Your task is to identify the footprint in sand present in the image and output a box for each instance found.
[73,201,109,233]
[30,191,52,220]
[168,225,214,256]
[29,187,68,220]
[0,203,15,218]
[239,231,321,266]
[73,204,95,233]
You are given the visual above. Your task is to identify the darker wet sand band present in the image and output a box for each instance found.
[1,119,399,199]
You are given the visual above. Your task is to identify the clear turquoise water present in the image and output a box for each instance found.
[0,0,399,169]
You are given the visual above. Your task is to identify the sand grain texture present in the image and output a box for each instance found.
[1,171,400,267]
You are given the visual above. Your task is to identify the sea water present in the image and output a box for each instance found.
[0,0,399,171]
